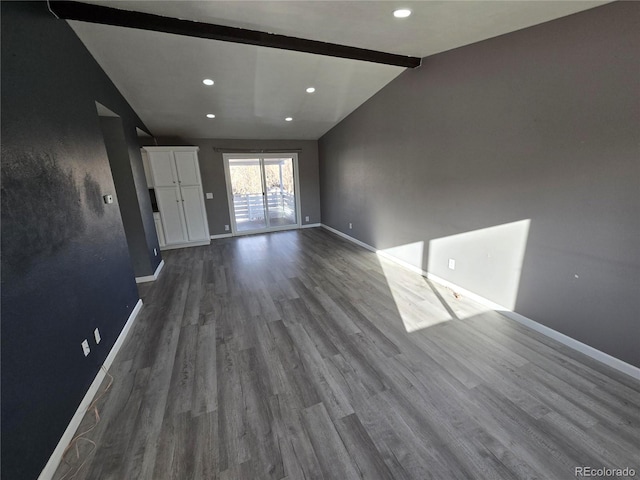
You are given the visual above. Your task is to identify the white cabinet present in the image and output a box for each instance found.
[141,150,154,188]
[153,212,166,247]
[149,150,177,187]
[142,146,210,250]
[173,151,201,185]
[180,185,209,240]
[156,186,188,244]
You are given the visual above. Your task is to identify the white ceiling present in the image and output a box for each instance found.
[71,1,609,140]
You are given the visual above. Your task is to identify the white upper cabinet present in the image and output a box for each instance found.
[149,150,177,187]
[174,151,201,186]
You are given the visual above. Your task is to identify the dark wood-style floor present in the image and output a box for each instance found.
[54,228,640,480]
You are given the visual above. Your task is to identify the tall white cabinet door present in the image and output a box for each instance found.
[181,185,209,241]
[155,187,188,244]
[174,151,201,186]
[153,213,166,246]
[148,150,178,187]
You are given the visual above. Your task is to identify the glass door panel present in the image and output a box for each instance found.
[228,158,267,232]
[224,153,300,235]
[264,157,297,227]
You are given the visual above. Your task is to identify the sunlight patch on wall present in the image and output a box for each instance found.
[427,219,531,310]
[380,241,424,271]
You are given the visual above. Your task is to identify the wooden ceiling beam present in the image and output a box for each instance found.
[49,1,422,68]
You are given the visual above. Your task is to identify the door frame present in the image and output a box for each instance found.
[222,152,302,236]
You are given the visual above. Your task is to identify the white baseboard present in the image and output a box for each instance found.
[211,224,320,238]
[500,310,640,380]
[38,299,144,480]
[160,239,210,251]
[320,224,640,381]
[135,259,165,284]
[423,271,508,312]
[321,224,376,252]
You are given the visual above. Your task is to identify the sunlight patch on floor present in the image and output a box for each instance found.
[377,243,452,332]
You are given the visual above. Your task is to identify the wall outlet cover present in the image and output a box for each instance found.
[206,192,214,199]
[448,258,456,270]
[94,328,101,344]
[81,340,90,356]
[225,225,230,231]
[305,216,310,222]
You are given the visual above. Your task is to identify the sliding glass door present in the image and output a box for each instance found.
[227,157,267,232]
[223,153,300,235]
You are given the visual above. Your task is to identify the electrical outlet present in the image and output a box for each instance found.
[81,340,90,356]
[349,222,353,229]
[225,225,230,231]
[206,192,214,199]
[448,258,456,270]
[305,215,310,222]
[94,328,101,344]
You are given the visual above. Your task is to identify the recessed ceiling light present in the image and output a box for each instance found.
[202,79,214,86]
[393,8,411,18]
[306,87,316,93]
[206,113,216,118]
[285,117,293,122]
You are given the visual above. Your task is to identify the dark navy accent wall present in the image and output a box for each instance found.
[319,2,640,368]
[1,3,152,478]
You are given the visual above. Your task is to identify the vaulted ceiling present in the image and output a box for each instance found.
[69,1,609,140]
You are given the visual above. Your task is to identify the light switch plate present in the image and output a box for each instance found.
[81,340,90,356]
[206,192,213,199]
[94,328,101,344]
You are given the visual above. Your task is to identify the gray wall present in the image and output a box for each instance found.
[128,131,163,276]
[146,138,321,235]
[1,2,156,478]
[100,117,161,276]
[319,2,640,367]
